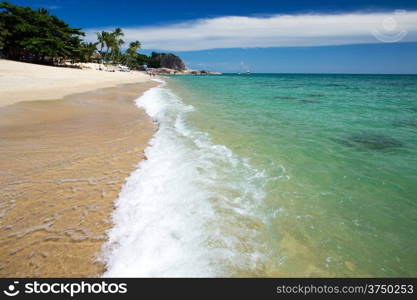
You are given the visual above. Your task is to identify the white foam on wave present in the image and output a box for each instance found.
[101,80,270,277]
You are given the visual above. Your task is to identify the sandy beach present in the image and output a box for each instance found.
[0,60,157,276]
[0,59,150,107]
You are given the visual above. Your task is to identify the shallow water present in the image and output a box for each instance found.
[104,74,417,277]
[0,83,156,277]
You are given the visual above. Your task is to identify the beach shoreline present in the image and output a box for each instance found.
[0,61,158,276]
[0,59,151,107]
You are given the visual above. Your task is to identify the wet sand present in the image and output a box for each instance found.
[0,81,157,277]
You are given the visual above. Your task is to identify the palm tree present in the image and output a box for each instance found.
[129,41,141,52]
[109,40,122,64]
[81,42,98,62]
[96,31,105,54]
[94,28,125,64]
[112,27,124,40]
[110,28,125,64]
[96,31,108,63]
[125,41,141,67]
[103,32,114,63]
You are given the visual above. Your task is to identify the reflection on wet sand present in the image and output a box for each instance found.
[0,82,157,277]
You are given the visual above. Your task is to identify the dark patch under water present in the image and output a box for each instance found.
[307,93,325,97]
[406,107,417,113]
[280,85,301,89]
[340,134,404,150]
[392,119,417,128]
[324,83,345,87]
[273,95,296,100]
[301,99,321,104]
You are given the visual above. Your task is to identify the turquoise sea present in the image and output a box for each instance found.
[104,74,417,277]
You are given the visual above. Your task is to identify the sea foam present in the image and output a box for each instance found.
[101,80,269,277]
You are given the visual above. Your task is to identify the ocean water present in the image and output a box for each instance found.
[103,74,417,277]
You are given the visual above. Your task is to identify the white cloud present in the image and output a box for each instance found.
[85,11,417,51]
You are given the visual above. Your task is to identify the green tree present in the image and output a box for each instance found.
[96,30,114,63]
[109,27,124,63]
[125,40,141,67]
[0,18,9,50]
[148,52,162,68]
[96,31,105,54]
[78,41,98,62]
[0,1,84,64]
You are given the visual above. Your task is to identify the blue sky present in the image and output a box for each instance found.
[10,0,417,73]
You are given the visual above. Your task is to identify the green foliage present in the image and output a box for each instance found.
[148,52,162,68]
[144,52,185,70]
[0,18,9,49]
[0,1,183,70]
[124,40,141,67]
[0,1,85,63]
[78,42,99,62]
[134,53,151,66]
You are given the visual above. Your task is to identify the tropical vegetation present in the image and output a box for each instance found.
[0,1,177,69]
